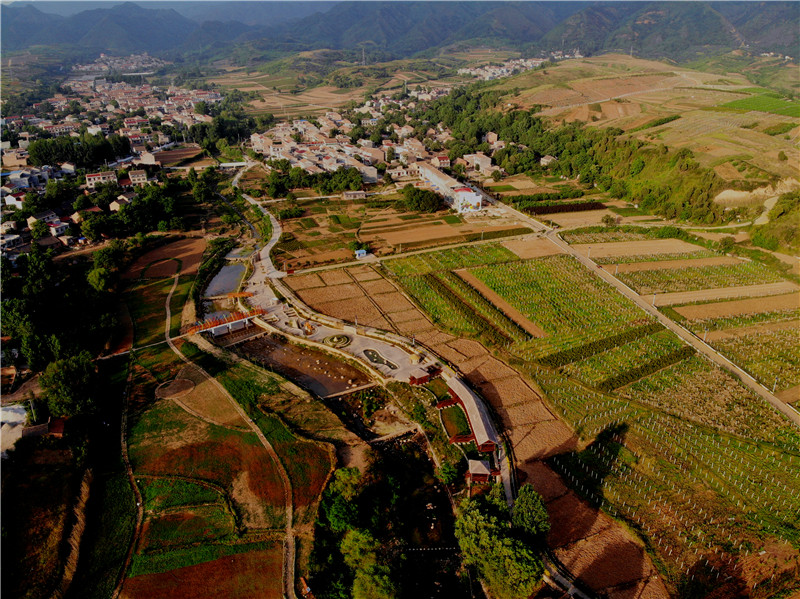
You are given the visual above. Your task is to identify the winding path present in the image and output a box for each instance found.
[162,274,298,599]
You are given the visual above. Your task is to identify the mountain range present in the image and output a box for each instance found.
[2,1,797,62]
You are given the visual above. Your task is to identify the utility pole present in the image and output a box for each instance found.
[362,47,366,67]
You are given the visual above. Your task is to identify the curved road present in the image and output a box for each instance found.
[164,274,298,599]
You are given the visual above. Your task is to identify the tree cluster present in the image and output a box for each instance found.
[27,133,131,168]
[455,484,548,599]
[399,184,442,213]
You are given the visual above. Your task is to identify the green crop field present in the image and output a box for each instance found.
[440,405,472,438]
[683,308,800,333]
[617,260,785,294]
[470,255,648,357]
[711,328,800,393]
[561,229,651,244]
[383,243,518,277]
[720,93,800,117]
[562,330,686,387]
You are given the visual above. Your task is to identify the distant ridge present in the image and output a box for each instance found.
[1,1,797,60]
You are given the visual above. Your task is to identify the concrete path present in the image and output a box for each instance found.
[544,231,800,425]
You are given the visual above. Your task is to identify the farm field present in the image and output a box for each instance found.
[615,259,786,294]
[570,238,707,257]
[489,54,798,180]
[652,281,799,306]
[270,195,532,270]
[378,242,800,594]
[673,292,800,320]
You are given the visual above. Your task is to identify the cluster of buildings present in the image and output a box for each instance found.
[71,53,170,74]
[457,51,583,81]
[1,80,220,158]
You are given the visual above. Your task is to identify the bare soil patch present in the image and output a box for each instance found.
[705,319,799,341]
[297,284,364,305]
[155,146,204,167]
[121,546,283,599]
[691,231,750,243]
[378,224,463,245]
[125,238,207,279]
[548,209,618,228]
[602,256,740,273]
[388,308,425,324]
[315,298,391,330]
[776,384,800,404]
[371,292,415,314]
[359,278,397,295]
[456,269,547,337]
[507,419,578,461]
[349,265,383,281]
[173,365,249,429]
[285,273,325,290]
[155,378,195,399]
[571,239,703,258]
[654,281,799,306]
[674,292,800,320]
[238,335,370,398]
[502,237,563,259]
[547,492,613,548]
[319,270,352,286]
[143,258,179,278]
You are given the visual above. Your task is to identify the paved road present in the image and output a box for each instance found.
[544,231,800,425]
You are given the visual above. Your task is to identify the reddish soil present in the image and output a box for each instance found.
[142,439,284,528]
[125,238,207,279]
[107,302,134,355]
[121,546,283,599]
[502,238,564,259]
[654,281,799,306]
[237,335,370,398]
[143,259,179,278]
[674,292,800,320]
[455,269,547,337]
[571,239,703,258]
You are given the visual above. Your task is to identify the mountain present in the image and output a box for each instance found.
[1,1,797,62]
[1,2,198,53]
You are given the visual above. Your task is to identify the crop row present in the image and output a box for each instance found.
[422,274,511,347]
[436,270,529,343]
[712,328,800,393]
[561,229,651,244]
[617,260,785,294]
[562,329,684,385]
[524,200,606,215]
[597,346,695,391]
[383,243,517,277]
[401,275,481,337]
[684,308,799,333]
[470,255,646,347]
[621,356,797,446]
[540,322,662,368]
[593,250,718,264]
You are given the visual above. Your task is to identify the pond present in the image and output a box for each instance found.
[204,263,246,297]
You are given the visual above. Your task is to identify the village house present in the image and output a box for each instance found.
[26,210,59,228]
[466,460,500,484]
[71,206,104,223]
[129,169,148,187]
[86,171,118,190]
[417,163,482,214]
[431,155,451,169]
[464,152,492,172]
[540,155,557,167]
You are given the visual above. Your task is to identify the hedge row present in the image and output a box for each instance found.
[541,322,664,368]
[525,201,606,215]
[423,273,511,347]
[506,189,584,204]
[631,114,681,132]
[464,227,533,242]
[437,270,529,343]
[597,346,695,391]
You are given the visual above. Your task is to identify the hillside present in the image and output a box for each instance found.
[2,1,797,62]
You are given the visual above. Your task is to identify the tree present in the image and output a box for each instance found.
[436,462,458,484]
[601,214,617,227]
[87,267,112,293]
[330,467,363,501]
[511,484,550,538]
[40,351,98,417]
[778,151,787,161]
[385,146,396,162]
[718,236,736,253]
[30,220,48,240]
[491,169,503,182]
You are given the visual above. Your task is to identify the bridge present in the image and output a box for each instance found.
[185,308,266,335]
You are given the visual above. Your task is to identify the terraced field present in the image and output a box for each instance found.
[616,260,785,294]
